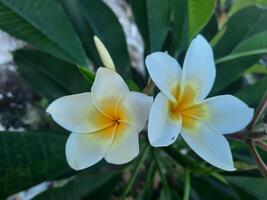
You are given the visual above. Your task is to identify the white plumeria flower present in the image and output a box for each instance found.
[145,35,254,171]
[47,67,153,170]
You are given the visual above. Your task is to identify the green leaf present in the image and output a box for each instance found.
[187,0,216,40]
[0,131,70,199]
[33,170,120,200]
[212,55,261,94]
[14,49,93,101]
[216,31,267,64]
[129,0,149,53]
[214,6,267,58]
[235,76,267,107]
[0,0,87,65]
[147,0,171,52]
[59,0,101,67]
[172,0,187,53]
[246,63,267,75]
[226,176,267,200]
[172,0,216,53]
[191,176,239,200]
[229,0,267,16]
[79,0,132,79]
[212,31,267,93]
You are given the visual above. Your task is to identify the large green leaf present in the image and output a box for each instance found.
[59,0,101,67]
[147,0,171,52]
[34,170,120,200]
[214,6,267,58]
[187,0,216,40]
[14,49,93,101]
[235,76,267,107]
[216,31,267,64]
[212,55,261,94]
[226,176,267,200]
[0,0,87,65]
[130,0,149,53]
[213,30,267,93]
[172,0,216,52]
[0,131,70,199]
[79,0,132,79]
[172,0,187,53]
[229,0,267,16]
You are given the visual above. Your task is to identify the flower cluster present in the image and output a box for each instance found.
[47,35,253,171]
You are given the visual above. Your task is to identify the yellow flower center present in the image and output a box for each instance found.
[169,84,207,129]
[90,96,128,139]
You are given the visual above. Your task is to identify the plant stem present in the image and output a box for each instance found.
[246,140,267,177]
[120,145,150,200]
[247,92,267,130]
[183,169,190,200]
[153,149,168,188]
[226,131,266,141]
[255,141,267,152]
[143,78,155,95]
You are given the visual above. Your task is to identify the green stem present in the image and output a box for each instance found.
[183,169,190,200]
[120,145,150,200]
[153,149,168,188]
[247,92,267,130]
[246,140,267,177]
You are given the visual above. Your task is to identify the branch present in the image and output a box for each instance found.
[246,140,267,177]
[226,131,267,141]
[255,141,267,152]
[247,92,267,130]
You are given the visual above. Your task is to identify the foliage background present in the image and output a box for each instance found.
[0,0,267,199]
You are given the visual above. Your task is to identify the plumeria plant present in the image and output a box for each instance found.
[0,0,267,199]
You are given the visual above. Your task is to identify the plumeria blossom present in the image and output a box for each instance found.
[145,35,253,171]
[47,67,153,170]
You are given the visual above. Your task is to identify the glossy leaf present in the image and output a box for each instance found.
[147,0,171,52]
[0,0,87,65]
[187,0,216,40]
[214,6,267,58]
[216,31,267,64]
[235,76,267,107]
[212,55,261,94]
[226,176,267,200]
[130,0,149,52]
[0,131,70,199]
[79,0,132,79]
[59,0,101,67]
[34,170,120,200]
[229,0,267,16]
[14,49,93,101]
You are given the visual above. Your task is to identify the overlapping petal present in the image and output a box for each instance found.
[105,125,139,164]
[181,35,216,102]
[47,93,110,133]
[120,92,153,132]
[148,93,182,147]
[200,95,254,134]
[65,130,114,170]
[91,67,129,114]
[181,117,235,171]
[145,52,181,102]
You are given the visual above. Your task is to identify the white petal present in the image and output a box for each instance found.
[47,93,108,133]
[145,52,181,102]
[201,95,254,134]
[65,131,113,170]
[105,126,139,164]
[148,93,182,147]
[182,35,216,101]
[181,117,235,171]
[91,67,129,102]
[120,92,153,132]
